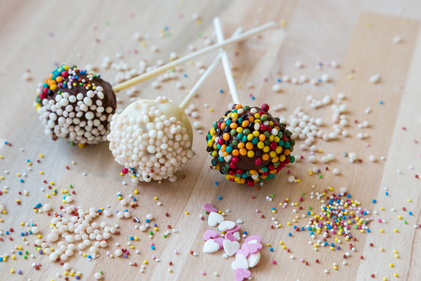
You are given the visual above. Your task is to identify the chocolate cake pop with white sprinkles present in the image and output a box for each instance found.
[206,103,295,186]
[35,64,117,145]
[107,96,193,183]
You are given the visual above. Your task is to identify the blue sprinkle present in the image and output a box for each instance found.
[151,246,155,250]
[183,74,187,77]
[288,233,292,237]
[409,212,413,216]
[219,89,223,93]
[154,223,157,227]
[277,78,281,82]
[27,159,30,163]
[20,179,24,183]
[372,199,376,203]
[347,194,351,198]
[215,181,218,185]
[145,219,150,223]
[130,236,134,240]
[270,247,273,251]
[385,192,389,196]
[243,231,247,235]
[251,96,255,100]
[367,229,371,233]
[124,254,128,258]
[343,152,347,157]
[218,196,222,200]
[379,101,384,104]
[293,226,297,229]
[18,251,22,255]
[88,255,92,259]
[301,227,305,231]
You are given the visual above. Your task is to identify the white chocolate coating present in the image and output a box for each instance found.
[107,96,193,182]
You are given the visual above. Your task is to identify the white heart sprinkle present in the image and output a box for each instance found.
[223,240,240,256]
[208,212,224,227]
[222,253,229,258]
[203,239,220,254]
[218,221,236,231]
[236,219,243,224]
[231,254,249,270]
[247,252,261,268]
[233,232,240,241]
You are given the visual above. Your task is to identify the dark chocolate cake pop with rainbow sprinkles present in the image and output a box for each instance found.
[206,103,295,186]
[35,64,117,145]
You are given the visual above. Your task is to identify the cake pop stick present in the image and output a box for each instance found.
[213,17,240,105]
[112,21,278,92]
[179,26,243,110]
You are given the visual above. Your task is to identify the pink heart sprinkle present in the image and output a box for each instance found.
[203,230,219,241]
[234,268,251,281]
[214,237,225,250]
[244,242,262,254]
[225,232,236,242]
[226,224,241,234]
[203,203,218,213]
[235,248,250,258]
[245,235,261,243]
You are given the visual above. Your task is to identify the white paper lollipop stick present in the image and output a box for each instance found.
[112,21,277,92]
[179,27,243,110]
[213,17,240,105]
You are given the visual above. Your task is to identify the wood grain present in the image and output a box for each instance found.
[0,1,420,280]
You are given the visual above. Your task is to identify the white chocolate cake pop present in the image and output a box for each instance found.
[107,96,193,182]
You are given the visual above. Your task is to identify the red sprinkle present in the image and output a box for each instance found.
[315,259,319,263]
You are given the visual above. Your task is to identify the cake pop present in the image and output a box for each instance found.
[206,103,295,186]
[107,25,245,183]
[107,96,193,182]
[35,64,116,145]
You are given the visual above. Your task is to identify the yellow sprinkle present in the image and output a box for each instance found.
[394,229,398,233]
[50,181,54,185]
[10,269,15,273]
[393,250,398,253]
[78,144,85,148]
[12,255,16,259]
[135,236,139,241]
[266,243,271,247]
[134,190,138,194]
[154,197,158,200]
[348,75,353,80]
[397,215,402,219]
[0,155,3,159]
[333,266,338,270]
[394,273,398,277]
[144,260,148,264]
[209,108,214,112]
[395,254,399,258]
[408,199,412,202]
[119,172,123,176]
[39,154,44,158]
[279,241,283,245]
[365,23,371,28]
[20,222,24,226]
[218,210,222,214]
[380,247,384,251]
[380,207,385,210]
[130,245,134,249]
[389,263,394,267]
[184,211,189,215]
[237,84,241,88]
[282,245,286,249]
[280,20,287,27]
[83,253,87,257]
[196,19,201,25]
[383,278,387,281]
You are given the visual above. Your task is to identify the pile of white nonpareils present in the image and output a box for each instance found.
[42,206,116,263]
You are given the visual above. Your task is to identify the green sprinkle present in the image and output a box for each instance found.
[69,185,73,188]
[270,194,274,198]
[319,175,322,178]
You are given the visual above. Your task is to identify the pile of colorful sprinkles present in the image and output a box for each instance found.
[206,103,295,186]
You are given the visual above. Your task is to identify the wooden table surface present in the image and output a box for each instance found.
[1,0,421,280]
